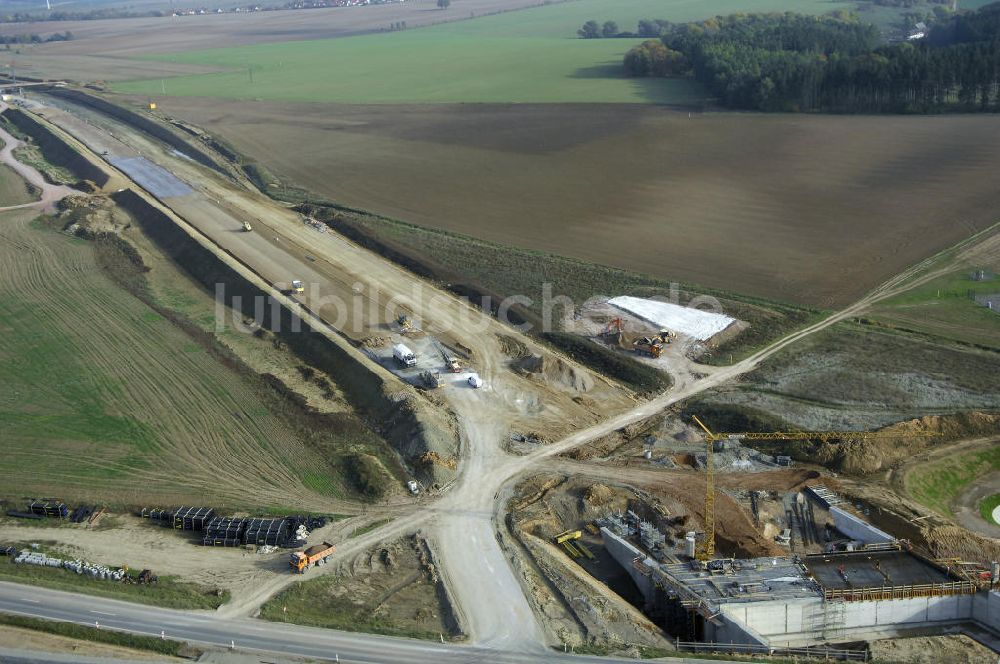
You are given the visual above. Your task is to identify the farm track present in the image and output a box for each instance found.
[14,93,1000,652]
[0,111,76,211]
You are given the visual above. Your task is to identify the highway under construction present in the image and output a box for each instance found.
[0,86,998,664]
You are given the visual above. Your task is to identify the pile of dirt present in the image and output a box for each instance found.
[496,333,529,359]
[921,524,1000,563]
[59,195,130,236]
[883,411,1000,439]
[380,390,458,486]
[584,484,614,507]
[362,336,389,349]
[417,451,457,471]
[515,354,594,392]
[804,412,1000,476]
[564,431,627,461]
[870,634,996,664]
[507,475,672,650]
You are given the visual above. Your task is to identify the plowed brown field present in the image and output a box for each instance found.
[153,98,1000,308]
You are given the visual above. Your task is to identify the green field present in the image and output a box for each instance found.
[982,493,1000,524]
[904,446,1000,516]
[0,208,381,510]
[115,0,851,104]
[0,163,38,206]
[869,266,1000,349]
[0,555,228,610]
[0,614,182,657]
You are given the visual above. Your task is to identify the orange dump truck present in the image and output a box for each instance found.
[289,542,336,573]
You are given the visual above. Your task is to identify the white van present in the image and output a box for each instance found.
[467,374,483,389]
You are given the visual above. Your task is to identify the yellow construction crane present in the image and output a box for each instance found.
[689,415,940,561]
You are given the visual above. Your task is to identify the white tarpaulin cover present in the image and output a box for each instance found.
[609,296,735,341]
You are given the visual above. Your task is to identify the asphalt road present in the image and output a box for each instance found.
[0,582,721,664]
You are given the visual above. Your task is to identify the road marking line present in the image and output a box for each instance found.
[20,599,39,603]
[90,610,117,616]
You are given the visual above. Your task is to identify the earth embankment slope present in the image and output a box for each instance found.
[113,188,460,487]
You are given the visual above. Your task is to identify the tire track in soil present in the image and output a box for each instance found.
[0,208,356,510]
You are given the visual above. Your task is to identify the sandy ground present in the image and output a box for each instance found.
[0,626,176,661]
[870,633,998,664]
[150,98,1000,308]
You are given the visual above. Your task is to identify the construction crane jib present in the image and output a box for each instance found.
[688,415,939,562]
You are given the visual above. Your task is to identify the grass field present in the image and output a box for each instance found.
[0,162,38,206]
[869,265,1000,350]
[905,446,1000,516]
[113,0,850,104]
[0,208,380,510]
[0,614,182,657]
[0,555,228,610]
[982,493,1000,524]
[690,321,1000,431]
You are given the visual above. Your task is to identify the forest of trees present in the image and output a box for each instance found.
[624,6,1000,113]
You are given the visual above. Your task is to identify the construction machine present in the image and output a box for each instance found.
[397,314,413,332]
[291,280,305,295]
[633,336,664,358]
[554,530,582,544]
[419,370,442,389]
[688,415,940,561]
[433,339,462,373]
[241,221,252,232]
[602,318,624,343]
[289,541,336,573]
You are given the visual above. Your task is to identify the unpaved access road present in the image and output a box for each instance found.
[17,91,1000,655]
[0,103,77,211]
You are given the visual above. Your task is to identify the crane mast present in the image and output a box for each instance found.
[687,415,938,561]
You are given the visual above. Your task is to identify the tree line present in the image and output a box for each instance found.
[623,7,1000,113]
[578,18,672,39]
[0,31,73,45]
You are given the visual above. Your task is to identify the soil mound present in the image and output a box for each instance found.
[60,195,130,236]
[516,354,594,392]
[809,412,1000,476]
[583,484,614,507]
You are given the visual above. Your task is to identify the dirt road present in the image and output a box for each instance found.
[0,103,77,211]
[952,472,1000,539]
[20,91,1000,652]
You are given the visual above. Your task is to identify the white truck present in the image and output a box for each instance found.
[392,343,417,368]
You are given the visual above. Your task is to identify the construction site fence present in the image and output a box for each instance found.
[822,580,978,602]
[675,640,868,661]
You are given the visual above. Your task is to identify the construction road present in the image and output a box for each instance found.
[4,92,995,660]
